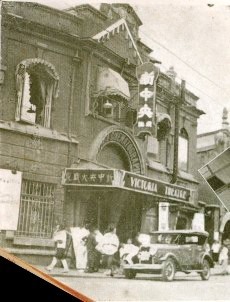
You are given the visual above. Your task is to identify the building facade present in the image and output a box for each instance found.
[0,2,204,264]
[197,108,230,243]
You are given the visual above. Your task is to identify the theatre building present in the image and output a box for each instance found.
[0,2,204,263]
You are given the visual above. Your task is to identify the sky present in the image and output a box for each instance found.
[7,0,230,134]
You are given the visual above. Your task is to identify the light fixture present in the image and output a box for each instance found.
[103,99,113,109]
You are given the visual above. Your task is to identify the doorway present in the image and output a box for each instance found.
[223,220,230,242]
[116,198,142,243]
[176,216,188,230]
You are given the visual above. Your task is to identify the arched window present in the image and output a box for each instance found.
[178,128,189,171]
[15,58,59,128]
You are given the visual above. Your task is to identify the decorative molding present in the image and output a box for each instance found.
[88,126,145,175]
[35,42,48,59]
[93,18,143,64]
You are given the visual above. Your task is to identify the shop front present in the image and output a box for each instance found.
[62,168,195,243]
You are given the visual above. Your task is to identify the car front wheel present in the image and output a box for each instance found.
[200,259,210,281]
[124,270,136,279]
[162,259,176,281]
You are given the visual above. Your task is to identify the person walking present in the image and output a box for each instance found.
[70,222,89,272]
[85,225,99,273]
[45,223,69,273]
[218,239,230,275]
[211,240,221,263]
[101,224,119,277]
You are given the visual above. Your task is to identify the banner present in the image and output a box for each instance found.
[0,169,22,230]
[192,213,205,231]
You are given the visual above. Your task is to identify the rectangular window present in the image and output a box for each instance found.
[16,180,55,238]
[178,129,189,171]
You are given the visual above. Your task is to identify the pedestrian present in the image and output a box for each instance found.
[70,222,89,272]
[94,228,104,270]
[101,224,119,277]
[218,240,230,275]
[119,238,139,266]
[85,225,100,273]
[45,223,69,273]
[211,240,221,262]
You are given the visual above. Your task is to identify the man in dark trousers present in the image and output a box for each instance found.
[85,225,100,273]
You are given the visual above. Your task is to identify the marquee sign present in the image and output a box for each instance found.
[123,172,190,202]
[62,168,191,203]
[62,169,115,186]
[134,62,159,138]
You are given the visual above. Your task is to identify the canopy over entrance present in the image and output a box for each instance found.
[95,67,130,100]
[62,168,192,204]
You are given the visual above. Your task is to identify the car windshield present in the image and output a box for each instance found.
[150,233,207,245]
[150,233,180,244]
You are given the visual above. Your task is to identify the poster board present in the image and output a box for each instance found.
[0,169,22,230]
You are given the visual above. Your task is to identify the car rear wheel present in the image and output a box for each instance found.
[124,270,136,279]
[162,258,176,281]
[200,259,210,280]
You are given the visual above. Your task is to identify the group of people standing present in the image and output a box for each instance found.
[211,238,230,275]
[46,222,132,276]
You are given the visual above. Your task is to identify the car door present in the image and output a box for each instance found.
[178,234,196,270]
[192,235,207,269]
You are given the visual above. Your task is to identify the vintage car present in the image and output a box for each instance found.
[123,230,214,281]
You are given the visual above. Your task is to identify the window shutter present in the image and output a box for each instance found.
[43,82,54,128]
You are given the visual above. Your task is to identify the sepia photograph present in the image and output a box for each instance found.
[0,0,230,301]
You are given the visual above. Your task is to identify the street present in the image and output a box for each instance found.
[56,271,230,301]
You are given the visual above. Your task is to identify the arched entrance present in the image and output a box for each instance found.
[222,220,230,241]
[89,126,145,175]
[220,213,230,242]
[97,143,130,171]
[87,126,145,241]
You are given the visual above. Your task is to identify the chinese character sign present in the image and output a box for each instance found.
[134,62,159,138]
[63,169,114,186]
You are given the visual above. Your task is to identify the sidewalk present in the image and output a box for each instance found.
[35,264,227,279]
[36,266,124,279]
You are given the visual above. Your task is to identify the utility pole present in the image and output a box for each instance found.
[171,79,186,184]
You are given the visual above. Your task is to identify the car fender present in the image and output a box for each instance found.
[159,252,181,268]
[200,253,214,268]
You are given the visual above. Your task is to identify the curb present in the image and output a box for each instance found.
[36,267,225,279]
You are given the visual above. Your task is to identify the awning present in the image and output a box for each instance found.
[95,67,130,101]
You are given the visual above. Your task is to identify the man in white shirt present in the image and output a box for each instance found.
[46,224,69,273]
[219,240,230,275]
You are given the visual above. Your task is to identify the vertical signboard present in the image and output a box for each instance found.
[158,202,169,231]
[0,169,22,230]
[134,62,159,138]
[192,213,205,231]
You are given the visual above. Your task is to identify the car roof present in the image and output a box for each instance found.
[150,230,209,237]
